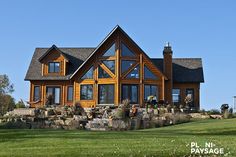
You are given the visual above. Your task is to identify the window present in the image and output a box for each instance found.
[81,66,93,79]
[121,43,135,57]
[33,86,40,101]
[144,85,158,101]
[121,60,135,73]
[48,62,60,73]
[103,43,115,56]
[122,85,138,104]
[80,85,93,100]
[67,86,73,101]
[98,84,114,104]
[172,89,180,104]
[102,60,115,74]
[186,88,194,107]
[98,66,111,78]
[126,65,139,78]
[46,87,61,104]
[144,65,158,79]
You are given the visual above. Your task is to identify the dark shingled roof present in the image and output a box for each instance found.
[151,58,204,83]
[25,48,95,80]
[25,46,204,83]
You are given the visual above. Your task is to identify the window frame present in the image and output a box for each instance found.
[98,84,115,104]
[144,65,158,80]
[172,88,181,104]
[67,86,73,102]
[46,86,61,105]
[121,84,139,104]
[80,84,93,100]
[144,84,158,101]
[185,88,194,107]
[48,62,60,73]
[33,85,40,101]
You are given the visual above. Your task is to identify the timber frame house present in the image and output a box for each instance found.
[25,25,204,110]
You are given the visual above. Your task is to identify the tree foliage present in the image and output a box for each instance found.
[0,74,14,94]
[0,74,15,116]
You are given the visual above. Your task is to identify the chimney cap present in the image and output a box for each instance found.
[163,42,173,54]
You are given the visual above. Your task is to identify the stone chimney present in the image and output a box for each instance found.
[163,42,173,104]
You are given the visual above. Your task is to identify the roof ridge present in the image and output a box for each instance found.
[35,47,96,49]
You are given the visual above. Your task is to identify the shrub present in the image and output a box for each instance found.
[15,100,25,108]
[207,109,221,115]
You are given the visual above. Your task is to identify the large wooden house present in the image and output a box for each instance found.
[25,25,204,110]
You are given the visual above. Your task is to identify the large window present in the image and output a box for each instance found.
[46,87,61,104]
[81,66,93,79]
[67,86,73,101]
[121,43,135,57]
[102,60,115,74]
[33,86,40,101]
[48,62,60,73]
[99,84,114,104]
[122,85,138,104]
[172,89,180,104]
[121,60,135,73]
[126,65,139,78]
[186,88,194,107]
[144,65,158,80]
[103,43,115,56]
[80,85,93,100]
[144,85,158,101]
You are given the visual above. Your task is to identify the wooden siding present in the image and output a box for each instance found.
[173,83,200,110]
[41,49,67,76]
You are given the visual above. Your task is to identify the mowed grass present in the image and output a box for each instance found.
[0,119,236,157]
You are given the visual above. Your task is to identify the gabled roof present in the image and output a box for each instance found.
[151,58,204,83]
[70,25,167,79]
[38,45,70,62]
[25,48,95,80]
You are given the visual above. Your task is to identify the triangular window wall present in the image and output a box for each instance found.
[144,65,158,79]
[121,43,135,57]
[126,65,140,79]
[103,43,116,57]
[81,66,93,79]
[102,60,115,74]
[98,66,112,78]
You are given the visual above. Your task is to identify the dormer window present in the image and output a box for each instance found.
[48,62,60,73]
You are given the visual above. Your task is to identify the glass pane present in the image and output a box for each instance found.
[34,86,40,101]
[54,63,60,73]
[87,85,93,99]
[49,63,54,73]
[81,66,93,79]
[131,86,138,103]
[99,84,114,104]
[102,60,115,74]
[67,86,73,101]
[80,85,93,100]
[144,85,150,100]
[122,85,129,100]
[98,66,111,78]
[121,43,135,57]
[172,89,180,103]
[126,65,139,78]
[46,87,53,95]
[144,66,157,79]
[121,60,135,73]
[54,88,60,104]
[151,86,158,96]
[103,43,115,56]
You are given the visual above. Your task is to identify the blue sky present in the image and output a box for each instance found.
[0,0,235,110]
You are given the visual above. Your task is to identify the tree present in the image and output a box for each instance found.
[0,74,14,94]
[0,74,15,116]
[0,94,15,116]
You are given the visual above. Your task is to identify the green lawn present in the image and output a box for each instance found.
[0,119,236,157]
